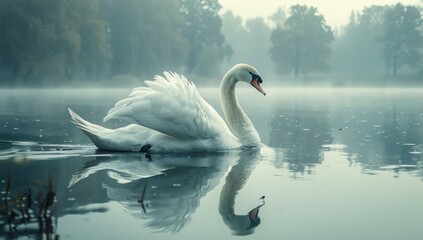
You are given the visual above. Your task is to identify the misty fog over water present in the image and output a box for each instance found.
[1,1,423,240]
[1,88,423,239]
[0,0,422,87]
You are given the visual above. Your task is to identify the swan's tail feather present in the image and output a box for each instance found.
[68,108,109,147]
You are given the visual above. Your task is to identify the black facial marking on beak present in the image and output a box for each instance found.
[249,72,263,83]
[249,71,266,95]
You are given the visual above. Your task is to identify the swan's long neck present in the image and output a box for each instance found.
[219,151,262,234]
[220,73,260,147]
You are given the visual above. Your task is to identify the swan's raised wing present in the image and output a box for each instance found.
[103,72,230,140]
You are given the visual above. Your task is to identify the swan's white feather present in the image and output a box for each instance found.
[69,108,158,151]
[69,64,262,152]
[103,72,230,140]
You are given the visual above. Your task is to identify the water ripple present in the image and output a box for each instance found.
[0,140,96,162]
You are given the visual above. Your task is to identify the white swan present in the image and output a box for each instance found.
[68,63,266,152]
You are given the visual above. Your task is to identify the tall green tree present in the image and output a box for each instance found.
[103,0,188,78]
[180,0,231,76]
[269,7,286,28]
[330,6,387,80]
[0,0,111,85]
[270,5,333,78]
[221,11,273,76]
[381,3,423,77]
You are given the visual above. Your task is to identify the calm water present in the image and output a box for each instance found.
[1,88,423,240]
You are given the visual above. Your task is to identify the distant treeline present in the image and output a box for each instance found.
[0,0,422,86]
[223,3,423,84]
[0,0,229,86]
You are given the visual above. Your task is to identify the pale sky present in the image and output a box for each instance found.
[219,0,422,27]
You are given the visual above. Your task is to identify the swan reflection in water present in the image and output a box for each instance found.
[67,149,265,235]
[219,150,265,235]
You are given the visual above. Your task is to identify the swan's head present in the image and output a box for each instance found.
[231,64,266,96]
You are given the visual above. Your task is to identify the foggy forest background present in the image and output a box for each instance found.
[1,0,423,87]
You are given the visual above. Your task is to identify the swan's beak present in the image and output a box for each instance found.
[247,203,264,229]
[251,79,266,96]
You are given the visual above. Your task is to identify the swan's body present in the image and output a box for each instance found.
[69,64,265,153]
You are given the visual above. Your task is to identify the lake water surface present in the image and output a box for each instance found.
[1,88,423,240]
